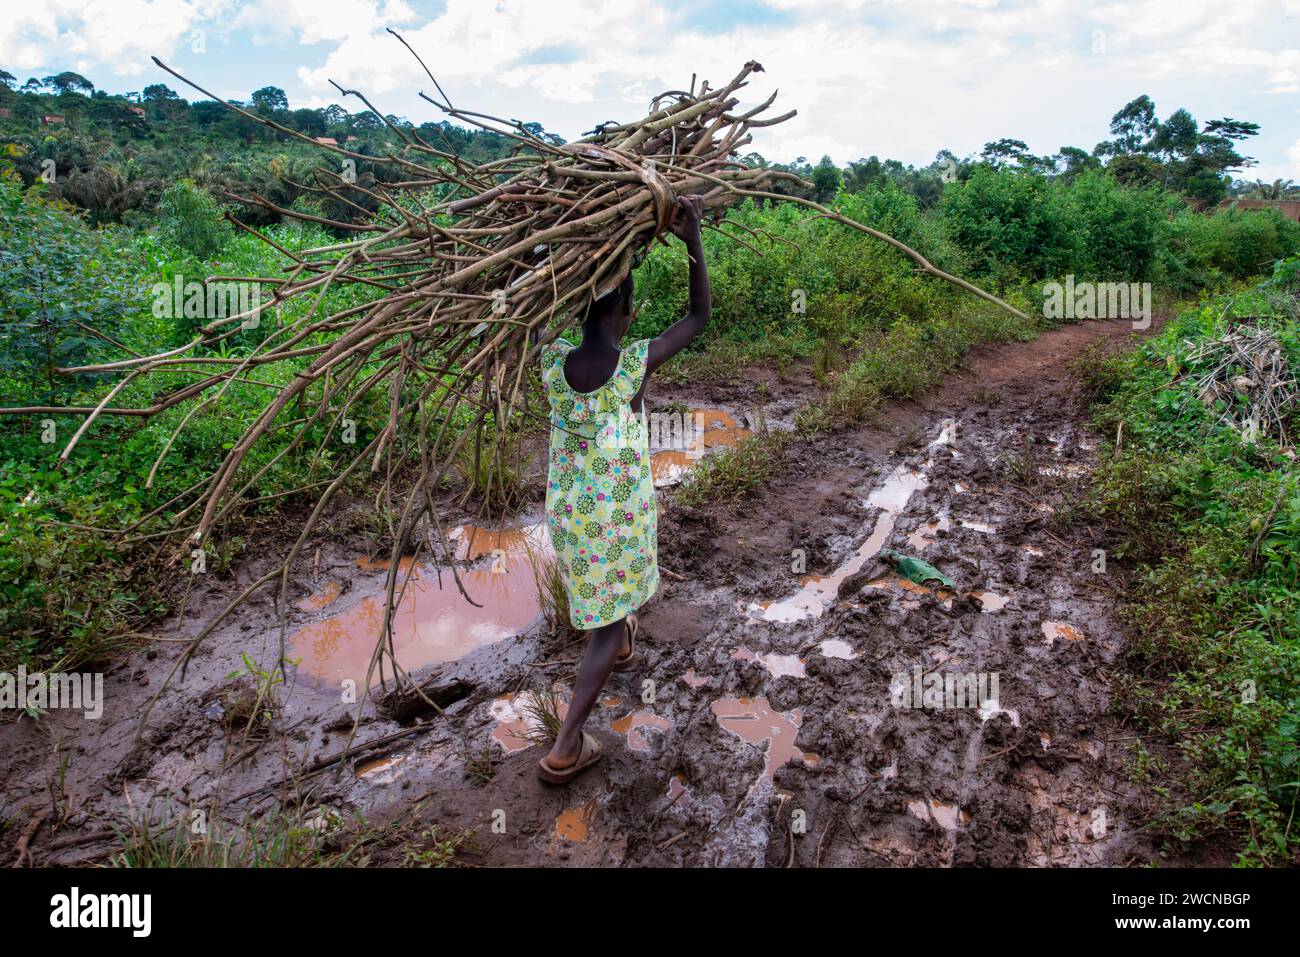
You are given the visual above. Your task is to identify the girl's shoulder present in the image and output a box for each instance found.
[540,338,575,391]
[624,338,651,362]
[615,339,651,394]
[541,337,576,365]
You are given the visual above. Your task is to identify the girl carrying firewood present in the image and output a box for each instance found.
[536,194,710,783]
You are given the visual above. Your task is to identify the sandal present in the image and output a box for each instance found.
[612,614,638,672]
[537,731,604,784]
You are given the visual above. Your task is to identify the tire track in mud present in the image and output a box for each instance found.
[0,319,1166,868]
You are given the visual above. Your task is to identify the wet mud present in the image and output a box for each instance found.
[1,318,1179,868]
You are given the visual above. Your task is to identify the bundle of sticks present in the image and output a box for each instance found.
[35,36,1028,702]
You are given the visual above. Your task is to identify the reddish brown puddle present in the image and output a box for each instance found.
[683,668,710,689]
[711,696,818,794]
[291,522,550,687]
[556,798,597,843]
[295,579,342,612]
[651,409,752,487]
[609,709,672,753]
[488,688,572,754]
[1041,621,1084,645]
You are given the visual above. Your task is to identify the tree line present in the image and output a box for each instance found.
[1,68,1293,229]
[751,94,1291,207]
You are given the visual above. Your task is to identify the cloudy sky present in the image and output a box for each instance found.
[3,0,1298,180]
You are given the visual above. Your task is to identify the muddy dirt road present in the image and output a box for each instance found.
[2,317,1172,867]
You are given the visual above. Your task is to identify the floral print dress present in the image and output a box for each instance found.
[542,338,659,630]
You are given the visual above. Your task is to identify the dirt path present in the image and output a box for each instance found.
[2,318,1168,867]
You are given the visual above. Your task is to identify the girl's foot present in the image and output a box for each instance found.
[613,614,638,672]
[545,734,581,770]
[538,732,603,784]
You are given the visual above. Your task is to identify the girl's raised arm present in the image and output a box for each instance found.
[646,195,711,375]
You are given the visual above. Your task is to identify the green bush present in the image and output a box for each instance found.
[1059,171,1172,282]
[939,167,1187,287]
[158,178,231,260]
[0,198,384,672]
[0,171,140,404]
[1160,207,1300,294]
[939,166,1078,283]
[630,185,960,355]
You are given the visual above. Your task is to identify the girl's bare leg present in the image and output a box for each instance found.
[546,617,629,768]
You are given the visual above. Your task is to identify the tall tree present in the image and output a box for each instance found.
[1055,146,1100,181]
[843,155,884,193]
[980,138,1052,172]
[291,108,327,137]
[811,154,843,202]
[1149,108,1200,161]
[251,86,288,114]
[141,83,179,102]
[322,104,348,128]
[1106,95,1158,155]
[43,71,94,95]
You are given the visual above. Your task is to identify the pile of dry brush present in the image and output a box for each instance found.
[1182,322,1296,445]
[33,34,1028,706]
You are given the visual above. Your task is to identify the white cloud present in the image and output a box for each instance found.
[230,0,417,46]
[1286,137,1300,173]
[0,1,233,77]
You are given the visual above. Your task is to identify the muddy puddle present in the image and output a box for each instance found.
[650,408,752,487]
[488,689,653,755]
[556,798,597,843]
[908,798,972,831]
[731,645,807,678]
[488,692,554,754]
[818,638,858,660]
[711,696,818,795]
[610,709,672,753]
[286,407,763,690]
[1041,621,1085,645]
[355,753,411,784]
[290,522,550,688]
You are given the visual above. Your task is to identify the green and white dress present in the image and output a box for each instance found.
[542,338,659,630]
